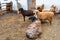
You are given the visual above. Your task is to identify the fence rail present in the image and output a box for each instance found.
[0,2,12,10]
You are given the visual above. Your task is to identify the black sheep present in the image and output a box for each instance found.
[29,16,37,22]
[19,8,35,21]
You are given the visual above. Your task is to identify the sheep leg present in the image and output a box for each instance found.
[40,19,43,23]
[50,20,52,25]
[23,16,25,21]
[48,17,52,25]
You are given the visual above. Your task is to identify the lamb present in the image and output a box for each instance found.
[26,20,42,39]
[34,10,54,24]
[18,8,35,21]
[29,15,37,22]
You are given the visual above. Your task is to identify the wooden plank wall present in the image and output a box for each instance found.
[0,2,1,9]
[27,0,36,10]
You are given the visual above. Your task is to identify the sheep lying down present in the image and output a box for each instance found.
[26,20,42,39]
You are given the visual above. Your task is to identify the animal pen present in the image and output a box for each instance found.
[0,2,13,15]
[0,0,60,40]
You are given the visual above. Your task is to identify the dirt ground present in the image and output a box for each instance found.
[0,12,60,40]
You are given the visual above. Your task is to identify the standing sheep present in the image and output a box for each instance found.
[37,4,44,12]
[34,10,54,24]
[19,8,35,21]
[50,5,58,13]
[26,20,42,39]
[42,5,58,13]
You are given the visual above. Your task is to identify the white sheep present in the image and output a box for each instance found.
[26,20,42,39]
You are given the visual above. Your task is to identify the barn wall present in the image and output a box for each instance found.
[18,0,28,10]
[0,0,28,10]
[0,0,60,10]
[1,0,12,10]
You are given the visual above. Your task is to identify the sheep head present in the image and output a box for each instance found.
[19,8,24,13]
[37,4,44,12]
[50,5,58,12]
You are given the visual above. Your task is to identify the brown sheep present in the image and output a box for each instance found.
[50,5,58,12]
[26,20,42,39]
[37,4,44,12]
[42,5,58,13]
[19,8,35,21]
[42,9,51,12]
[34,10,54,24]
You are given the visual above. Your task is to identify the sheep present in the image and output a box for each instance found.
[26,20,42,39]
[50,5,58,13]
[37,4,44,12]
[18,8,35,21]
[42,9,51,12]
[29,15,37,22]
[42,5,58,13]
[34,10,54,24]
